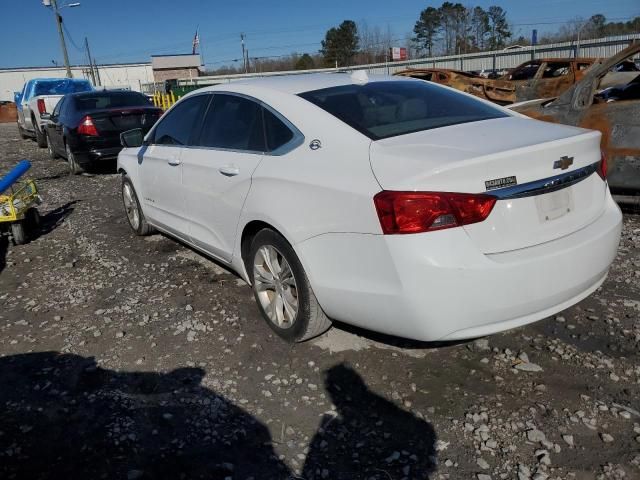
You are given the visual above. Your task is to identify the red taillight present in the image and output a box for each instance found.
[37,98,46,114]
[374,191,497,234]
[77,115,98,136]
[598,150,607,180]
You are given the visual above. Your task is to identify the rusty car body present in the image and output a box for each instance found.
[510,42,640,202]
[396,58,598,105]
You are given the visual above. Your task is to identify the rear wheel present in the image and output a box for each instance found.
[33,117,47,148]
[122,175,154,236]
[249,229,331,342]
[66,143,85,175]
[46,133,58,159]
[10,221,26,246]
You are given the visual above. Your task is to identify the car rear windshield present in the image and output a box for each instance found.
[34,79,92,96]
[74,92,152,111]
[298,80,508,140]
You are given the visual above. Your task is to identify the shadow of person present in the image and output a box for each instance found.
[302,364,438,480]
[0,352,291,480]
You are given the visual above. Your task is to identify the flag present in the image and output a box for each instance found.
[192,28,200,55]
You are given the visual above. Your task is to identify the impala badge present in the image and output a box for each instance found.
[554,156,574,170]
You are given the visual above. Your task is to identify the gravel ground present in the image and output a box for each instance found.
[0,122,639,480]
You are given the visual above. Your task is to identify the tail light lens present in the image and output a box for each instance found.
[374,191,497,234]
[598,150,607,180]
[77,115,98,136]
[37,98,46,114]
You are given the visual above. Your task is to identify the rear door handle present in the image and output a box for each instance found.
[168,158,181,166]
[219,165,240,177]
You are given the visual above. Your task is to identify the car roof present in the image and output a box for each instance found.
[197,72,409,95]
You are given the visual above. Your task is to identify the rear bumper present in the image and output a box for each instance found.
[75,146,122,163]
[296,191,622,341]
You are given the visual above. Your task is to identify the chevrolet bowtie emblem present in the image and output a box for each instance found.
[554,156,574,170]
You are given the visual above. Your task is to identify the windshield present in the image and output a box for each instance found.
[74,92,152,110]
[299,80,508,140]
[34,79,92,96]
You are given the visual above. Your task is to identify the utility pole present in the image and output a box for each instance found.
[50,0,73,78]
[84,36,96,85]
[240,33,247,73]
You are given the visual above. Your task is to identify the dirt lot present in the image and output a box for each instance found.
[0,122,639,480]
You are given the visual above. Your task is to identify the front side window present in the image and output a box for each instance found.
[299,80,507,140]
[508,62,541,81]
[197,94,265,151]
[152,95,210,146]
[542,62,571,78]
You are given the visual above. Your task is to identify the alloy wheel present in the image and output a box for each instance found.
[122,182,140,230]
[253,245,298,328]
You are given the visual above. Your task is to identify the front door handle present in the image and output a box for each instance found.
[219,165,239,177]
[168,158,181,166]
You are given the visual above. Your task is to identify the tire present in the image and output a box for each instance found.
[17,123,28,139]
[66,142,85,175]
[248,229,331,342]
[121,175,154,236]
[33,117,47,148]
[10,221,27,246]
[46,133,58,159]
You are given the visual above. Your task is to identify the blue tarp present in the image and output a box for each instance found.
[15,78,93,110]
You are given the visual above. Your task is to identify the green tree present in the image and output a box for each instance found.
[413,6,442,57]
[295,54,315,70]
[471,6,490,50]
[321,20,359,67]
[487,5,511,49]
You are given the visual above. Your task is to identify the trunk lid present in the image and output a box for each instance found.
[84,107,162,137]
[369,116,606,253]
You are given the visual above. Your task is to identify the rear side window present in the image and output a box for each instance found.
[152,95,210,146]
[299,80,507,140]
[197,94,265,152]
[263,108,294,151]
[74,92,151,110]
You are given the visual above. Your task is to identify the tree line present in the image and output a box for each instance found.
[204,7,639,75]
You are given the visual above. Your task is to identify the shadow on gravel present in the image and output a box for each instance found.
[0,234,7,274]
[333,320,470,351]
[0,351,289,480]
[40,200,78,235]
[0,354,438,480]
[302,364,438,480]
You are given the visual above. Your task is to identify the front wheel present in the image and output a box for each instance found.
[249,229,331,342]
[33,119,47,148]
[121,176,154,236]
[46,133,58,159]
[17,123,28,139]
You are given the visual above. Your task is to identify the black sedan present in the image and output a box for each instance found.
[43,90,162,174]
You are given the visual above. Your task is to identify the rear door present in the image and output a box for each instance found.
[47,96,66,154]
[181,93,270,261]
[139,94,211,236]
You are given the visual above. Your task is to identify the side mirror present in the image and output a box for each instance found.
[40,113,51,121]
[121,128,144,148]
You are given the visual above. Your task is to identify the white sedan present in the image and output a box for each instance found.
[117,72,622,343]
